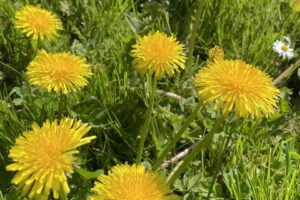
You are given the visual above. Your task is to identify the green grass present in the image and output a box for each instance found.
[1,0,300,199]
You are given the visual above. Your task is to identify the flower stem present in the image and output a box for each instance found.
[31,39,38,54]
[206,132,232,199]
[167,116,224,185]
[58,93,66,118]
[186,0,206,78]
[130,0,137,17]
[153,101,202,170]
[136,75,157,164]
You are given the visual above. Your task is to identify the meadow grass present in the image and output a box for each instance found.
[1,0,300,199]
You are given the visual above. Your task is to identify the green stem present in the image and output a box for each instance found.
[186,0,206,78]
[167,117,224,185]
[206,132,232,199]
[130,0,137,17]
[136,76,157,164]
[153,102,202,170]
[58,93,66,118]
[31,39,38,53]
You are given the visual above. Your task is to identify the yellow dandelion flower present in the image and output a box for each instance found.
[131,31,186,79]
[89,164,177,200]
[15,5,62,40]
[207,46,224,63]
[6,118,96,200]
[27,50,92,94]
[194,59,279,119]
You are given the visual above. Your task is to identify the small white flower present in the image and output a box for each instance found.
[273,36,294,60]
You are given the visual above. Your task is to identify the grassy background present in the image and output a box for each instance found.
[1,0,300,199]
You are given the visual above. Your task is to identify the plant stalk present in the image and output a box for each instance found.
[58,93,66,118]
[206,132,232,199]
[130,0,137,17]
[136,76,157,164]
[186,0,206,78]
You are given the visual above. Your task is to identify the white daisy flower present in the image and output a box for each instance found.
[273,36,294,60]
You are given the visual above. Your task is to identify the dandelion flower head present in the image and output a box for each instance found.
[207,46,224,64]
[89,164,177,200]
[131,31,186,79]
[273,36,294,60]
[27,50,92,94]
[194,59,279,119]
[6,118,96,200]
[15,5,62,40]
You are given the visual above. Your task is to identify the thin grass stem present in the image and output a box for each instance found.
[186,0,206,78]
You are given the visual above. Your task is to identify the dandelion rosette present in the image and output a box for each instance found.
[27,50,92,94]
[15,5,62,40]
[6,118,96,200]
[89,164,177,200]
[194,59,279,119]
[131,31,186,79]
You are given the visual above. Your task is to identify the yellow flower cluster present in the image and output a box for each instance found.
[15,5,92,94]
[7,6,97,200]
[131,35,279,118]
[6,3,281,200]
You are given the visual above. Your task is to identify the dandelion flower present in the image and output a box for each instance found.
[194,59,279,119]
[207,46,224,64]
[273,36,294,59]
[15,5,62,40]
[89,164,177,200]
[6,118,96,200]
[27,50,92,94]
[131,31,186,79]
